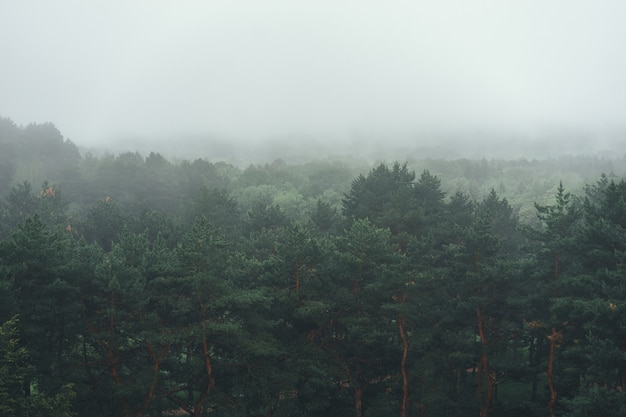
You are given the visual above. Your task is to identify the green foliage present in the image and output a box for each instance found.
[244,199,290,235]
[187,187,240,234]
[310,199,342,235]
[1,181,36,237]
[562,382,626,417]
[0,316,32,417]
[343,162,415,224]
[0,316,75,417]
[4,121,626,417]
[79,197,127,250]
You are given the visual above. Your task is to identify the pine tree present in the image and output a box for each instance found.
[530,182,581,416]
[0,316,76,417]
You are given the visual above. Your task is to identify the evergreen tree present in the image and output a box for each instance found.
[0,215,81,396]
[79,197,128,251]
[303,219,400,417]
[529,182,581,416]
[0,316,76,417]
[342,162,416,232]
[0,181,37,237]
[554,177,626,415]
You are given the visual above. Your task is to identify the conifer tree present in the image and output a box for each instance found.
[0,215,81,396]
[531,182,581,416]
[0,316,76,417]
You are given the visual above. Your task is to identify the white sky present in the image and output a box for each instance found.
[1,1,625,146]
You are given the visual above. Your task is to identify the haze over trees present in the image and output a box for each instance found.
[1,118,626,416]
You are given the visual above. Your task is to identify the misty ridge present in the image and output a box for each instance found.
[2,114,626,229]
[82,125,626,165]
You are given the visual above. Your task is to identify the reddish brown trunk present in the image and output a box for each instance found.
[201,334,215,391]
[343,365,364,417]
[191,302,216,417]
[547,326,559,417]
[105,347,131,417]
[476,305,495,417]
[355,387,363,417]
[104,345,132,416]
[133,341,169,417]
[266,398,278,417]
[547,255,560,417]
[193,332,216,417]
[478,353,496,417]
[398,314,409,417]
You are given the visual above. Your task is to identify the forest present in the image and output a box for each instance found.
[1,117,626,417]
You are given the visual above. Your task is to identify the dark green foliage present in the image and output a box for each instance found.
[187,187,240,235]
[310,199,341,235]
[343,163,448,252]
[0,316,76,417]
[414,169,446,214]
[0,316,33,417]
[79,197,127,250]
[343,162,415,224]
[562,383,626,417]
[244,199,290,235]
[1,181,37,237]
[4,119,626,417]
[0,216,82,394]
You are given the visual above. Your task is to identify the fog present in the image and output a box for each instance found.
[2,1,626,159]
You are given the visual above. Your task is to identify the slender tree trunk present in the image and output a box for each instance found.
[473,251,495,417]
[265,396,277,417]
[344,365,364,417]
[193,332,216,417]
[547,327,560,417]
[355,387,363,417]
[476,305,496,417]
[134,341,168,417]
[104,345,131,417]
[398,314,410,417]
[547,254,560,417]
[193,294,217,417]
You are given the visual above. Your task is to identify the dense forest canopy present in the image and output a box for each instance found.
[1,117,626,416]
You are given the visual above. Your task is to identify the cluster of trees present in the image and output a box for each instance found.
[2,117,626,229]
[1,118,626,416]
[1,158,626,416]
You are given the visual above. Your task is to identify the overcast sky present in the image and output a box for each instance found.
[1,1,625,147]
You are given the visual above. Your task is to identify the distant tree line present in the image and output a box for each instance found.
[1,117,626,416]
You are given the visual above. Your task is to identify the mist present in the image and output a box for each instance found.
[2,1,626,159]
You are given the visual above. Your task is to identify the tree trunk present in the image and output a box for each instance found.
[476,305,495,417]
[193,333,216,417]
[547,254,560,417]
[547,327,560,417]
[398,314,409,417]
[354,387,363,417]
[135,341,168,417]
[190,303,217,417]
